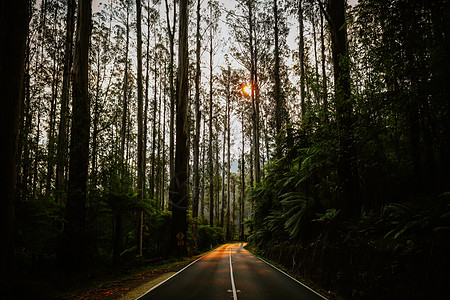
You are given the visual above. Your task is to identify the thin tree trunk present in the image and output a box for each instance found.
[221,128,226,228]
[46,4,60,196]
[136,0,144,257]
[226,88,231,240]
[121,2,130,167]
[320,8,328,122]
[299,0,306,119]
[192,0,201,220]
[208,4,214,226]
[240,110,245,240]
[248,0,260,183]
[273,0,282,138]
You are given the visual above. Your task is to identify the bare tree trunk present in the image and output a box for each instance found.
[56,0,75,204]
[299,0,306,119]
[121,2,130,167]
[0,0,28,279]
[226,89,231,240]
[240,110,245,240]
[63,0,92,271]
[192,0,201,220]
[136,0,144,257]
[46,4,60,196]
[320,0,359,217]
[320,8,328,122]
[208,4,214,226]
[201,118,206,221]
[164,0,176,186]
[273,0,282,136]
[170,0,189,256]
[221,128,226,228]
[248,0,260,183]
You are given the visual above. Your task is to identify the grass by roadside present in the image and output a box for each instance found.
[66,250,214,300]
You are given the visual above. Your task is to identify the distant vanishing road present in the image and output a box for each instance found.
[137,243,327,300]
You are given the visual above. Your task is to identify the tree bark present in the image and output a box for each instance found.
[192,0,201,220]
[164,0,176,186]
[170,0,189,256]
[121,2,130,166]
[208,3,215,227]
[321,0,360,217]
[299,0,306,119]
[136,0,144,257]
[0,0,28,279]
[63,0,92,271]
[273,0,282,137]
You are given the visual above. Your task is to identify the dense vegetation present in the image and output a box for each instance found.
[248,0,450,298]
[1,0,449,299]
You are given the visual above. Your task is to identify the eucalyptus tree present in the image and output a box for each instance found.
[319,0,360,216]
[170,0,189,255]
[164,0,177,184]
[206,0,221,226]
[228,0,261,184]
[192,0,202,220]
[56,0,75,204]
[0,0,29,279]
[135,0,144,257]
[63,0,92,271]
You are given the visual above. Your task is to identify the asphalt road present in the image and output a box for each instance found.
[137,243,327,300]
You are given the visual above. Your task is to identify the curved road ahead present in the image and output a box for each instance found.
[137,243,327,300]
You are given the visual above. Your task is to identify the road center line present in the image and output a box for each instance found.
[229,244,238,300]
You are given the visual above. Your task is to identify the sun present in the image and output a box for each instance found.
[242,84,251,97]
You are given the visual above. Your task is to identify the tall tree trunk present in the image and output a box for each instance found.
[320,7,328,122]
[56,0,75,204]
[321,0,359,217]
[201,118,206,221]
[248,0,260,183]
[299,0,306,119]
[121,3,130,166]
[221,128,226,228]
[226,88,231,240]
[136,0,144,257]
[0,0,28,279]
[170,0,188,256]
[151,37,157,200]
[208,4,214,227]
[273,0,282,137]
[46,4,60,196]
[240,110,245,240]
[164,0,176,186]
[144,0,151,203]
[192,0,201,220]
[91,47,101,186]
[63,0,92,271]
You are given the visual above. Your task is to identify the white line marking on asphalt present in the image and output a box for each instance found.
[256,256,328,300]
[229,244,238,300]
[135,248,216,300]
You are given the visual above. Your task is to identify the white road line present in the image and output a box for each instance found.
[135,248,216,300]
[256,256,328,300]
[229,244,238,300]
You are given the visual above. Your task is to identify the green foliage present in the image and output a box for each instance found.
[19,195,63,256]
[196,225,224,251]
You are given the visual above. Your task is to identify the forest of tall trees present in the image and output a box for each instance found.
[1,0,449,298]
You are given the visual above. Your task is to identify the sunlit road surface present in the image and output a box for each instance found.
[137,243,327,300]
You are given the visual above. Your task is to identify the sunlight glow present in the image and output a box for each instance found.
[242,84,251,97]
